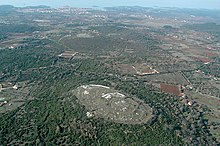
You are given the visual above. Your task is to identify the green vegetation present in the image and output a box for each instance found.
[0,43,216,144]
[0,6,219,145]
[0,5,15,14]
[184,23,220,39]
[0,46,183,145]
[0,24,45,34]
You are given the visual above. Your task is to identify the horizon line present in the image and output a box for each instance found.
[1,4,220,10]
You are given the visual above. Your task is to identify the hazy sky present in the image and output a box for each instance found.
[0,0,220,9]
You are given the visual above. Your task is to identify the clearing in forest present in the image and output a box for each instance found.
[74,84,153,124]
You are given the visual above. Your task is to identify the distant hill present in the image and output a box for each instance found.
[0,5,15,13]
[23,5,50,9]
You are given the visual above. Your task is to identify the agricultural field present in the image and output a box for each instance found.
[58,51,78,59]
[133,63,159,75]
[141,72,190,85]
[116,63,159,75]
[116,64,137,74]
[185,70,220,98]
[160,83,182,96]
[188,91,220,142]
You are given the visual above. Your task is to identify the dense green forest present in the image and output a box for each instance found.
[0,43,217,145]
[0,6,219,144]
[0,46,183,145]
[0,24,47,34]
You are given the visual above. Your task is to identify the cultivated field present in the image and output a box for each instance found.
[134,63,159,75]
[188,91,220,142]
[142,72,189,85]
[116,63,159,75]
[117,64,137,74]
[160,83,181,96]
[58,50,77,59]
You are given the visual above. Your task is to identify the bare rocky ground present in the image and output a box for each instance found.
[74,84,153,124]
